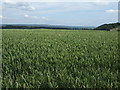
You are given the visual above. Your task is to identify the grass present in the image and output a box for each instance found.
[2,29,120,88]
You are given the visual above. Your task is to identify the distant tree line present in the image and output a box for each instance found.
[1,25,92,30]
[1,23,119,31]
[94,23,120,31]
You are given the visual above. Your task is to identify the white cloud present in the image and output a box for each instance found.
[0,16,6,19]
[2,1,117,15]
[0,16,3,19]
[29,6,35,10]
[24,14,38,19]
[24,14,29,18]
[2,0,119,2]
[3,2,36,11]
[106,9,118,13]
[93,1,109,5]
[24,15,48,20]
[32,2,110,15]
[20,5,35,11]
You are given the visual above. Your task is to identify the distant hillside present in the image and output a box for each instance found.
[94,23,120,31]
[0,24,95,30]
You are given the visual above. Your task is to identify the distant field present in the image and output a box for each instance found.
[2,29,119,88]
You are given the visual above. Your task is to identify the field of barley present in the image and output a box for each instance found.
[2,29,120,88]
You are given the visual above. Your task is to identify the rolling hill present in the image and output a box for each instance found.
[94,23,120,31]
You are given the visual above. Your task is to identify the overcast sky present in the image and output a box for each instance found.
[0,0,119,26]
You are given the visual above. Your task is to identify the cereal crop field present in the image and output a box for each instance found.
[2,29,119,88]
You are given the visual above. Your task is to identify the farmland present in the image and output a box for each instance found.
[2,29,120,88]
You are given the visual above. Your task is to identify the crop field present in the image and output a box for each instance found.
[2,29,120,88]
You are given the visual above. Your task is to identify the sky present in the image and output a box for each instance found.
[0,0,119,26]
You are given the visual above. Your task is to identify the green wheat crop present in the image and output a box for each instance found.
[2,29,120,88]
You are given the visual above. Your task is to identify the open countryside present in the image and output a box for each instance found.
[2,29,119,88]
